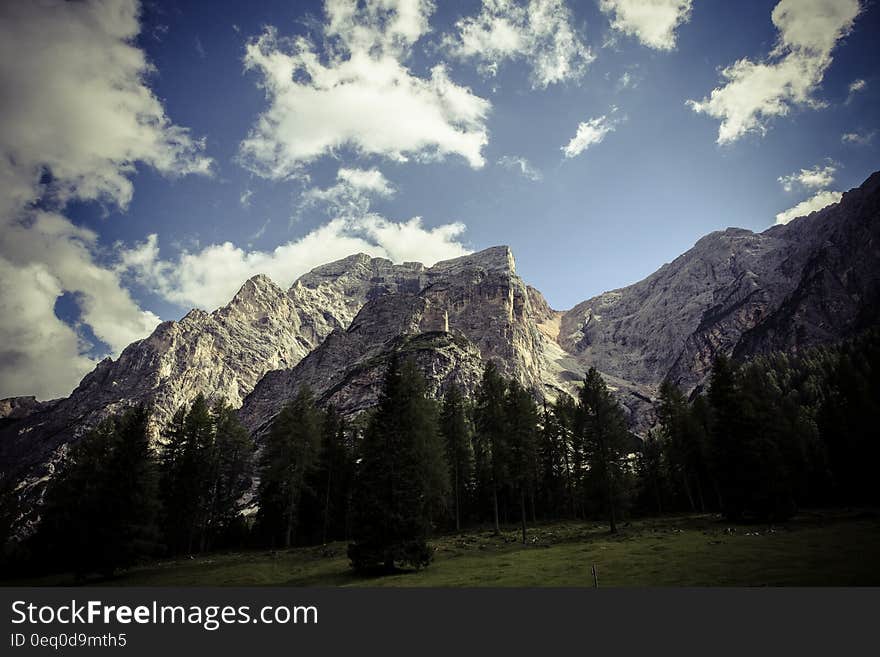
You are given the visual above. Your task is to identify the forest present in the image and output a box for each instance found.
[1,329,878,578]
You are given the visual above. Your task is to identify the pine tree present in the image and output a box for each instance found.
[657,381,712,512]
[159,395,253,553]
[301,406,356,544]
[439,385,473,532]
[505,380,539,544]
[209,400,254,547]
[179,394,215,552]
[257,386,322,548]
[473,361,509,533]
[33,406,159,577]
[635,429,665,515]
[707,354,740,518]
[348,356,449,573]
[552,393,579,518]
[577,368,630,533]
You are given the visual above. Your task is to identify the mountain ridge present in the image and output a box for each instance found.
[2,171,879,532]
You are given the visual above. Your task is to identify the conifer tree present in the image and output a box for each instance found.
[159,394,253,553]
[505,380,539,544]
[636,429,665,514]
[209,400,255,546]
[348,356,448,573]
[473,361,509,533]
[257,385,322,548]
[301,406,356,544]
[578,368,630,533]
[552,393,579,517]
[33,406,159,576]
[440,384,473,532]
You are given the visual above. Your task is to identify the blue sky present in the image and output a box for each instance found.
[0,0,877,399]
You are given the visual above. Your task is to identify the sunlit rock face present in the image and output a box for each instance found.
[239,246,569,437]
[561,172,880,395]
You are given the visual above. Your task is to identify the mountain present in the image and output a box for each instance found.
[238,246,565,437]
[560,171,880,392]
[0,254,442,514]
[2,170,879,532]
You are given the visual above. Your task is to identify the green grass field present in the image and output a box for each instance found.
[10,510,880,587]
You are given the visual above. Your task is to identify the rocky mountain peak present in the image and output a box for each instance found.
[429,246,515,276]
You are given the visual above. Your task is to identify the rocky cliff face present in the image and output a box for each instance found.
[2,171,879,532]
[239,246,570,436]
[560,172,880,393]
[0,254,438,506]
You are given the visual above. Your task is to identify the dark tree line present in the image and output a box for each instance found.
[5,329,877,577]
[634,330,880,521]
[16,395,256,577]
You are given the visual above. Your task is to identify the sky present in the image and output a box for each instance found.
[0,0,877,400]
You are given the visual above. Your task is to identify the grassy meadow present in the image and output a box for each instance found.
[8,509,879,587]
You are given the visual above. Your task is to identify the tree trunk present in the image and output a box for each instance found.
[696,475,706,513]
[606,458,617,534]
[284,513,293,549]
[682,470,696,512]
[322,464,333,545]
[654,476,663,515]
[562,441,576,518]
[520,488,527,545]
[530,486,537,524]
[492,485,500,534]
[607,477,617,534]
[454,465,461,532]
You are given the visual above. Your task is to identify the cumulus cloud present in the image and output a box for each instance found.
[497,156,543,181]
[599,0,693,50]
[0,0,211,399]
[118,216,471,310]
[778,163,837,191]
[688,0,861,144]
[298,167,396,218]
[122,159,469,309]
[775,189,842,224]
[561,110,620,158]
[0,260,97,401]
[443,0,594,88]
[238,0,490,178]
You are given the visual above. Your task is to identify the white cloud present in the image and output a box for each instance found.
[0,0,212,214]
[119,216,471,310]
[497,156,543,181]
[841,130,874,144]
[561,110,620,158]
[846,77,866,103]
[0,0,211,399]
[848,78,866,93]
[335,168,395,197]
[0,259,97,400]
[444,0,594,88]
[599,0,693,51]
[299,167,395,218]
[775,189,842,224]
[688,0,861,144]
[778,163,837,191]
[240,188,254,207]
[239,1,490,178]
[617,71,636,89]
